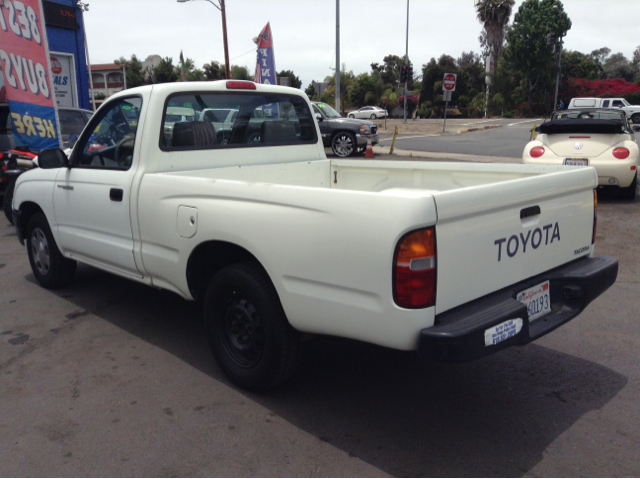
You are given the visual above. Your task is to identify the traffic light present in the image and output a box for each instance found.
[400,65,408,83]
[407,65,414,86]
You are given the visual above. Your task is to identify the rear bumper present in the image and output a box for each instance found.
[418,255,618,362]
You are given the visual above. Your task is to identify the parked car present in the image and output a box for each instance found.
[567,97,640,123]
[311,101,378,157]
[348,106,387,119]
[523,108,639,199]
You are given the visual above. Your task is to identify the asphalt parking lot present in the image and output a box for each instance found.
[1,181,639,477]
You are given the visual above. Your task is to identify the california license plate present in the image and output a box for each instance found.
[517,280,551,321]
[564,158,588,166]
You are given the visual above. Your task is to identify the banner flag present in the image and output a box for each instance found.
[254,22,277,85]
[0,0,61,150]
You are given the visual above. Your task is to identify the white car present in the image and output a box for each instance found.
[523,109,639,199]
[348,106,387,120]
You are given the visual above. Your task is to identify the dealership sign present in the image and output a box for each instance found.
[0,0,61,150]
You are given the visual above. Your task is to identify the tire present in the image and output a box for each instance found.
[355,146,366,156]
[331,132,356,157]
[619,172,637,200]
[26,212,76,289]
[631,113,640,124]
[348,114,355,118]
[203,262,301,392]
[370,114,377,119]
[3,179,15,225]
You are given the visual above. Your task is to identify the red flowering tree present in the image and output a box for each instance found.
[564,78,640,104]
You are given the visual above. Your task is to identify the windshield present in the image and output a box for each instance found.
[623,99,631,106]
[315,102,341,118]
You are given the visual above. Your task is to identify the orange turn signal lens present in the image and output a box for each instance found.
[394,228,436,309]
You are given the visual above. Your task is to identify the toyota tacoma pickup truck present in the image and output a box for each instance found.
[11,80,617,391]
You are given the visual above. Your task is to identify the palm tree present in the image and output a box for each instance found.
[475,0,514,69]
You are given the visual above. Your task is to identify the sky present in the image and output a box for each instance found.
[84,0,640,88]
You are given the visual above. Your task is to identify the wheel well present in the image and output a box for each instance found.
[331,130,355,141]
[18,202,44,238]
[186,240,264,300]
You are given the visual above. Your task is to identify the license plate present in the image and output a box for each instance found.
[517,280,551,321]
[564,158,588,166]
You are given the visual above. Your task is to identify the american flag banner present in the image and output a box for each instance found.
[254,23,277,85]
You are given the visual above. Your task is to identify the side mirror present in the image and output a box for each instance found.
[38,148,69,169]
[315,112,323,122]
[632,125,640,132]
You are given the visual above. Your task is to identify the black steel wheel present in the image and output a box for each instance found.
[331,132,356,157]
[3,179,15,225]
[204,262,301,391]
[26,212,76,288]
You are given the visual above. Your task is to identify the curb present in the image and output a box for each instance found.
[371,146,521,164]
[457,124,502,134]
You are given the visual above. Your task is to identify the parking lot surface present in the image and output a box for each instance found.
[1,177,639,477]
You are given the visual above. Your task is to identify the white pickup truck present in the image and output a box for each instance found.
[568,97,640,123]
[11,81,617,391]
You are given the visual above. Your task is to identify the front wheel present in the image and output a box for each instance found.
[370,114,377,119]
[631,113,640,124]
[204,262,301,391]
[26,212,76,288]
[348,114,355,118]
[619,173,637,200]
[331,132,356,157]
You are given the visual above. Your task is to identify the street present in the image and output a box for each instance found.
[1,155,639,476]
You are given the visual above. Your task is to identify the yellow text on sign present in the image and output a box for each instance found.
[10,112,57,139]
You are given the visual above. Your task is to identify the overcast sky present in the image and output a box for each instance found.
[84,0,640,88]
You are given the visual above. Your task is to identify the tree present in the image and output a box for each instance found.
[505,0,571,112]
[603,53,635,81]
[203,60,225,80]
[475,0,515,70]
[562,50,602,80]
[419,54,456,107]
[590,47,611,66]
[151,57,178,84]
[118,55,145,88]
[230,65,251,80]
[304,83,316,98]
[277,70,302,89]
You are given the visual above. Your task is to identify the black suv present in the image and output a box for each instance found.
[311,102,378,157]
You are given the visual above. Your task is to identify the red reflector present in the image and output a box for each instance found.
[226,81,256,90]
[529,146,545,158]
[2,165,7,171]
[613,147,630,159]
[632,166,637,170]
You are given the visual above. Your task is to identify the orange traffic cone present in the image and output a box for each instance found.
[365,139,374,158]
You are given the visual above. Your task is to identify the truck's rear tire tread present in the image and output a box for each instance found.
[26,212,76,288]
[203,261,301,391]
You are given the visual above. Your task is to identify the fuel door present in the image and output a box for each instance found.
[177,206,198,239]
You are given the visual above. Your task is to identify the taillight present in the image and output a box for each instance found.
[529,146,545,158]
[394,228,436,308]
[592,189,597,245]
[612,147,629,159]
[226,80,256,90]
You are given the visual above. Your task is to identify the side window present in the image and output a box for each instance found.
[612,100,624,107]
[602,100,610,107]
[76,97,142,169]
[58,110,87,136]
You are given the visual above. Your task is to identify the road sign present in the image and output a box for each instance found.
[443,90,452,102]
[443,73,457,92]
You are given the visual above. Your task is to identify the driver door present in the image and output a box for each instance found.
[53,97,142,277]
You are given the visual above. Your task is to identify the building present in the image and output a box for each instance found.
[91,55,162,99]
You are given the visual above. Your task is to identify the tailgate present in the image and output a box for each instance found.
[433,167,597,314]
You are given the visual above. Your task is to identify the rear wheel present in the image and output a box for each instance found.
[26,212,76,288]
[3,179,15,225]
[348,114,355,118]
[370,114,377,119]
[204,262,301,391]
[631,113,640,124]
[619,173,637,200]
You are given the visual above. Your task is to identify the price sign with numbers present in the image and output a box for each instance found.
[0,0,61,150]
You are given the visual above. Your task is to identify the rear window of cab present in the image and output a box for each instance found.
[160,92,317,151]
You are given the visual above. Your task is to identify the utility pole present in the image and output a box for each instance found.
[335,0,340,113]
[403,0,409,123]
[553,37,563,110]
[220,0,230,79]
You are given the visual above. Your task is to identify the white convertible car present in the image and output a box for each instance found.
[348,106,387,119]
[523,109,639,199]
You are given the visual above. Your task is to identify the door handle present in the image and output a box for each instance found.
[110,188,123,202]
